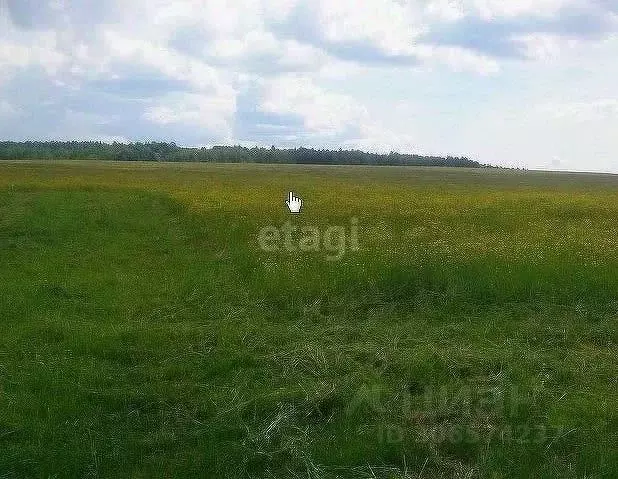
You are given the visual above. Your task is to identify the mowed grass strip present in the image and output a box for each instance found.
[0,161,617,478]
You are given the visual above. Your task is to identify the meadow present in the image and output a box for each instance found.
[0,160,617,478]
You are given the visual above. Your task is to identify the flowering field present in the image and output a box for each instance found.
[1,161,616,478]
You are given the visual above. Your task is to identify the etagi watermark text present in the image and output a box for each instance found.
[257,217,359,261]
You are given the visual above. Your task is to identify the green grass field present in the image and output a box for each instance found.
[1,161,617,478]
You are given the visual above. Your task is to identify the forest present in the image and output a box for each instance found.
[0,141,487,167]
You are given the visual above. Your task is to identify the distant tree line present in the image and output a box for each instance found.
[0,141,489,167]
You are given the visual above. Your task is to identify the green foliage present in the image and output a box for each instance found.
[0,141,485,167]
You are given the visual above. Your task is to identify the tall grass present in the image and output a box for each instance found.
[0,161,616,478]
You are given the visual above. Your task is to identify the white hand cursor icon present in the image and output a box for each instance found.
[286,191,302,214]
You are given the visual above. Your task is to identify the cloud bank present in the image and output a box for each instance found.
[0,0,617,171]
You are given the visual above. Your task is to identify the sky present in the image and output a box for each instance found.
[0,0,617,173]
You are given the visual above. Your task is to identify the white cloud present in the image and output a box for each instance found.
[259,75,369,134]
[343,123,418,154]
[0,99,16,116]
[256,74,422,152]
[100,29,232,93]
[277,40,328,70]
[0,32,67,76]
[143,91,236,139]
[414,44,500,74]
[424,0,466,22]
[422,0,575,21]
[514,33,581,60]
[471,0,573,19]
[538,99,618,120]
[312,0,426,55]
